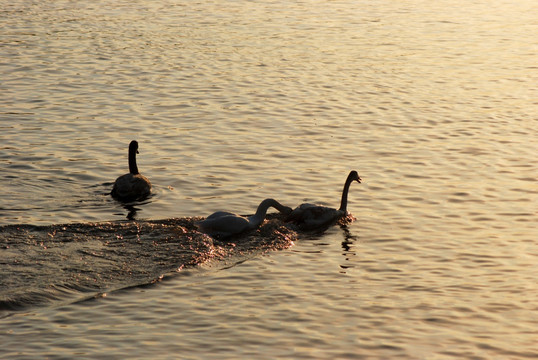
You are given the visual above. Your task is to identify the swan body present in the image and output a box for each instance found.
[197,198,292,238]
[287,170,361,231]
[111,140,151,201]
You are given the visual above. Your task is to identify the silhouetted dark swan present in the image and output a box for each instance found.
[197,198,292,238]
[287,170,362,230]
[111,140,151,201]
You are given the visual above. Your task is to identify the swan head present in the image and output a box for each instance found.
[350,170,362,184]
[129,140,140,154]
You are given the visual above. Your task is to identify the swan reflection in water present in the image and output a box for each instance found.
[339,225,360,272]
[125,205,140,220]
[114,202,149,221]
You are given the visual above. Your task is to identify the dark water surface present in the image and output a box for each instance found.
[0,215,296,311]
[1,0,537,358]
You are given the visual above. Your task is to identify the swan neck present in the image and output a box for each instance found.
[250,199,280,225]
[128,147,139,175]
[339,175,353,212]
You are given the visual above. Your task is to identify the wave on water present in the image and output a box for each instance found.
[0,215,300,313]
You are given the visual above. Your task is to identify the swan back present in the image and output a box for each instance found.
[111,173,151,201]
[288,204,343,231]
[197,198,292,239]
[287,170,362,230]
[196,214,250,238]
[205,211,236,220]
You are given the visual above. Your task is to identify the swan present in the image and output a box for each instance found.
[196,198,292,239]
[111,140,152,201]
[287,170,362,231]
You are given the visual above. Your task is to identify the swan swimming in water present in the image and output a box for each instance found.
[197,198,292,239]
[287,170,362,231]
[111,140,152,201]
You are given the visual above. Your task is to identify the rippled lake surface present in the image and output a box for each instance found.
[1,0,537,358]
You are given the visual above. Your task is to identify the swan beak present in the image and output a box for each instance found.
[136,150,139,154]
[357,176,362,183]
